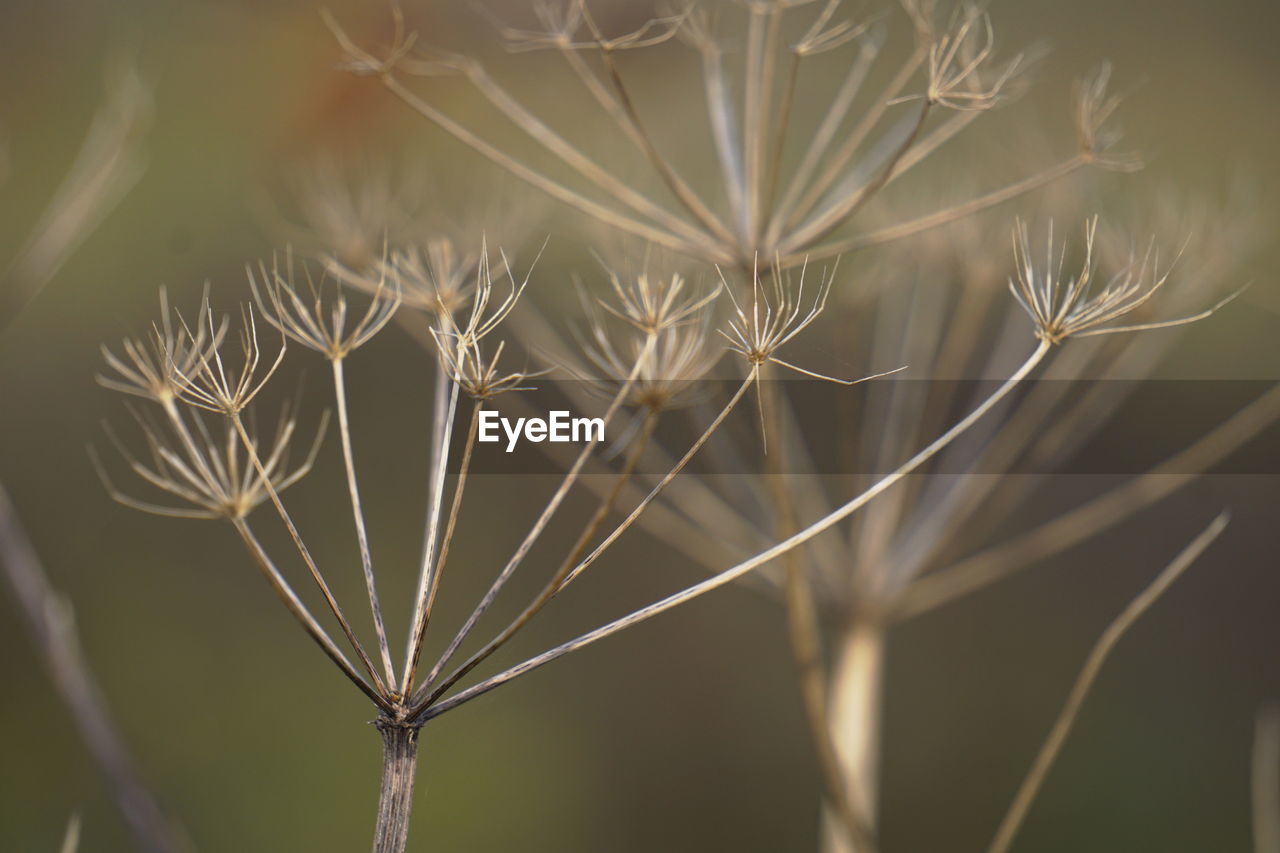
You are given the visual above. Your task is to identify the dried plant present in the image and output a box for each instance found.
[323,1,1131,271]
[63,2,1273,852]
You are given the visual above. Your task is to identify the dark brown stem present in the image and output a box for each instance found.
[372,720,421,853]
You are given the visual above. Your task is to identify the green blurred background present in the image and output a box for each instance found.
[1,0,1278,850]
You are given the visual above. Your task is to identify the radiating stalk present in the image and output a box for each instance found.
[419,342,1052,721]
[333,357,396,689]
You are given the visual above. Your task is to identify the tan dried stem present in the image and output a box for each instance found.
[986,511,1230,853]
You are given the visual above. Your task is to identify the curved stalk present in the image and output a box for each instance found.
[418,341,1051,721]
[230,413,386,696]
[986,512,1229,853]
[420,334,658,688]
[413,410,659,710]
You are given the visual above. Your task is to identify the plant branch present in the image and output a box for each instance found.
[986,511,1229,853]
[894,382,1280,620]
[400,369,461,695]
[333,357,396,689]
[420,333,658,688]
[233,518,390,711]
[418,341,1050,720]
[378,75,722,260]
[413,408,659,710]
[402,397,481,695]
[230,413,386,696]
[0,483,189,853]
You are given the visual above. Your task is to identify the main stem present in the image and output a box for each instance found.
[821,619,887,853]
[372,720,421,853]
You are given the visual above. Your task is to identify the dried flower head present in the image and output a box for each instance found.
[267,159,430,269]
[96,402,326,521]
[327,0,1115,272]
[719,257,849,380]
[896,3,1024,111]
[174,303,285,415]
[1074,63,1143,172]
[574,301,722,412]
[597,264,721,336]
[98,287,226,404]
[432,241,543,398]
[1009,217,1240,344]
[250,253,400,361]
[494,0,688,53]
[336,238,478,320]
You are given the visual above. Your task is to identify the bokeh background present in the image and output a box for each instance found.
[2,0,1278,850]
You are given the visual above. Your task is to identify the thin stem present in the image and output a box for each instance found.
[421,334,659,688]
[894,382,1280,620]
[233,518,390,712]
[419,341,1051,720]
[781,100,932,254]
[380,75,722,260]
[799,155,1087,264]
[414,409,659,710]
[781,49,925,234]
[587,42,737,248]
[371,721,421,853]
[400,373,461,695]
[755,362,872,846]
[402,398,482,695]
[764,38,882,247]
[744,2,781,239]
[757,362,878,853]
[698,42,750,246]
[986,511,1229,853]
[333,357,396,689]
[762,50,803,225]
[0,484,189,853]
[460,63,715,249]
[553,410,658,592]
[557,370,756,592]
[230,413,387,696]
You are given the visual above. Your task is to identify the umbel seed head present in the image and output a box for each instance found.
[98,287,227,404]
[1009,217,1242,345]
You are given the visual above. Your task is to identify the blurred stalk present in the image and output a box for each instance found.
[821,619,886,853]
[0,484,188,853]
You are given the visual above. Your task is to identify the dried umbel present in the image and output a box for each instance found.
[1009,218,1240,344]
[94,200,1256,853]
[372,239,478,318]
[79,4,1267,853]
[249,253,401,361]
[97,401,325,522]
[564,261,724,412]
[577,309,722,413]
[325,0,1132,270]
[98,287,225,405]
[173,304,285,416]
[265,158,431,270]
[430,242,544,399]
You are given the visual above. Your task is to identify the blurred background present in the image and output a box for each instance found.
[1,0,1278,850]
